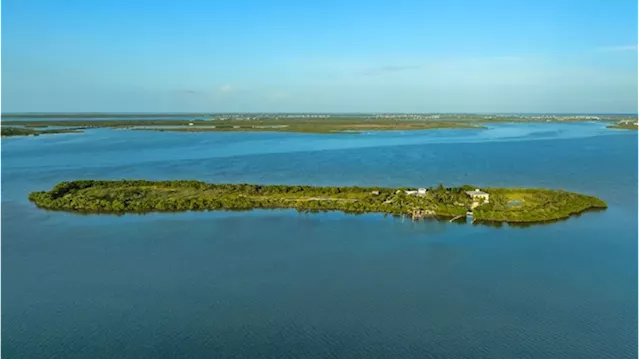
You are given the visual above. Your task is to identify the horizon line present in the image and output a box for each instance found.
[2,112,638,116]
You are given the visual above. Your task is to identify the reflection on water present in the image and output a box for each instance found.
[27,204,603,228]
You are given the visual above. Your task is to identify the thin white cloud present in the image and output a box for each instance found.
[600,45,638,52]
[219,84,236,93]
[362,65,421,76]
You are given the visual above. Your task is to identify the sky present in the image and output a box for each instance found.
[2,0,638,113]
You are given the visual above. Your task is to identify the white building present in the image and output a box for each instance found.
[405,188,428,196]
[465,189,490,203]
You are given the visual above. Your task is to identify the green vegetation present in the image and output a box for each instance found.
[607,122,638,130]
[2,119,206,128]
[29,180,607,225]
[4,113,636,134]
[2,127,83,137]
[3,118,484,134]
[472,188,607,223]
[1,113,208,118]
[142,119,483,133]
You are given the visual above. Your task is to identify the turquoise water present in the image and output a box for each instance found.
[2,123,637,358]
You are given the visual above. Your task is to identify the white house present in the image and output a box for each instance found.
[465,189,490,203]
[405,188,428,196]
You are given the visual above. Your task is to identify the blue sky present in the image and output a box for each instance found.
[3,0,638,113]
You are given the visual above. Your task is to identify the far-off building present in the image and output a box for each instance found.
[405,188,428,196]
[466,189,490,203]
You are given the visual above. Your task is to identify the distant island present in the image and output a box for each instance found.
[607,120,638,130]
[29,180,607,225]
[2,113,636,135]
[2,127,84,137]
[4,118,483,134]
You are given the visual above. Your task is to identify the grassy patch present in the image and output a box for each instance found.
[607,123,638,130]
[472,188,607,223]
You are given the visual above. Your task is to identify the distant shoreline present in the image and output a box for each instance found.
[1,127,84,137]
[3,118,485,134]
[2,112,638,118]
[606,123,639,130]
[3,115,637,135]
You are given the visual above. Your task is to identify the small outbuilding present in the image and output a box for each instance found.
[466,188,490,203]
[371,190,380,195]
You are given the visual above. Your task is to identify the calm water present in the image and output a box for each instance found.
[2,123,637,358]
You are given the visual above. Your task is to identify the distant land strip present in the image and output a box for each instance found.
[2,118,484,134]
[2,114,636,135]
[606,123,638,130]
[1,127,84,137]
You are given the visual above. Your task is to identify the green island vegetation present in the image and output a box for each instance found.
[1,126,84,137]
[29,180,607,225]
[607,123,640,131]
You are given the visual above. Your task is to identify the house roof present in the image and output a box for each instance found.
[466,189,489,195]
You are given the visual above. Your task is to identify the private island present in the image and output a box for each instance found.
[29,180,607,225]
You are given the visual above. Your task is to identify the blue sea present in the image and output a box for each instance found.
[2,122,637,358]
